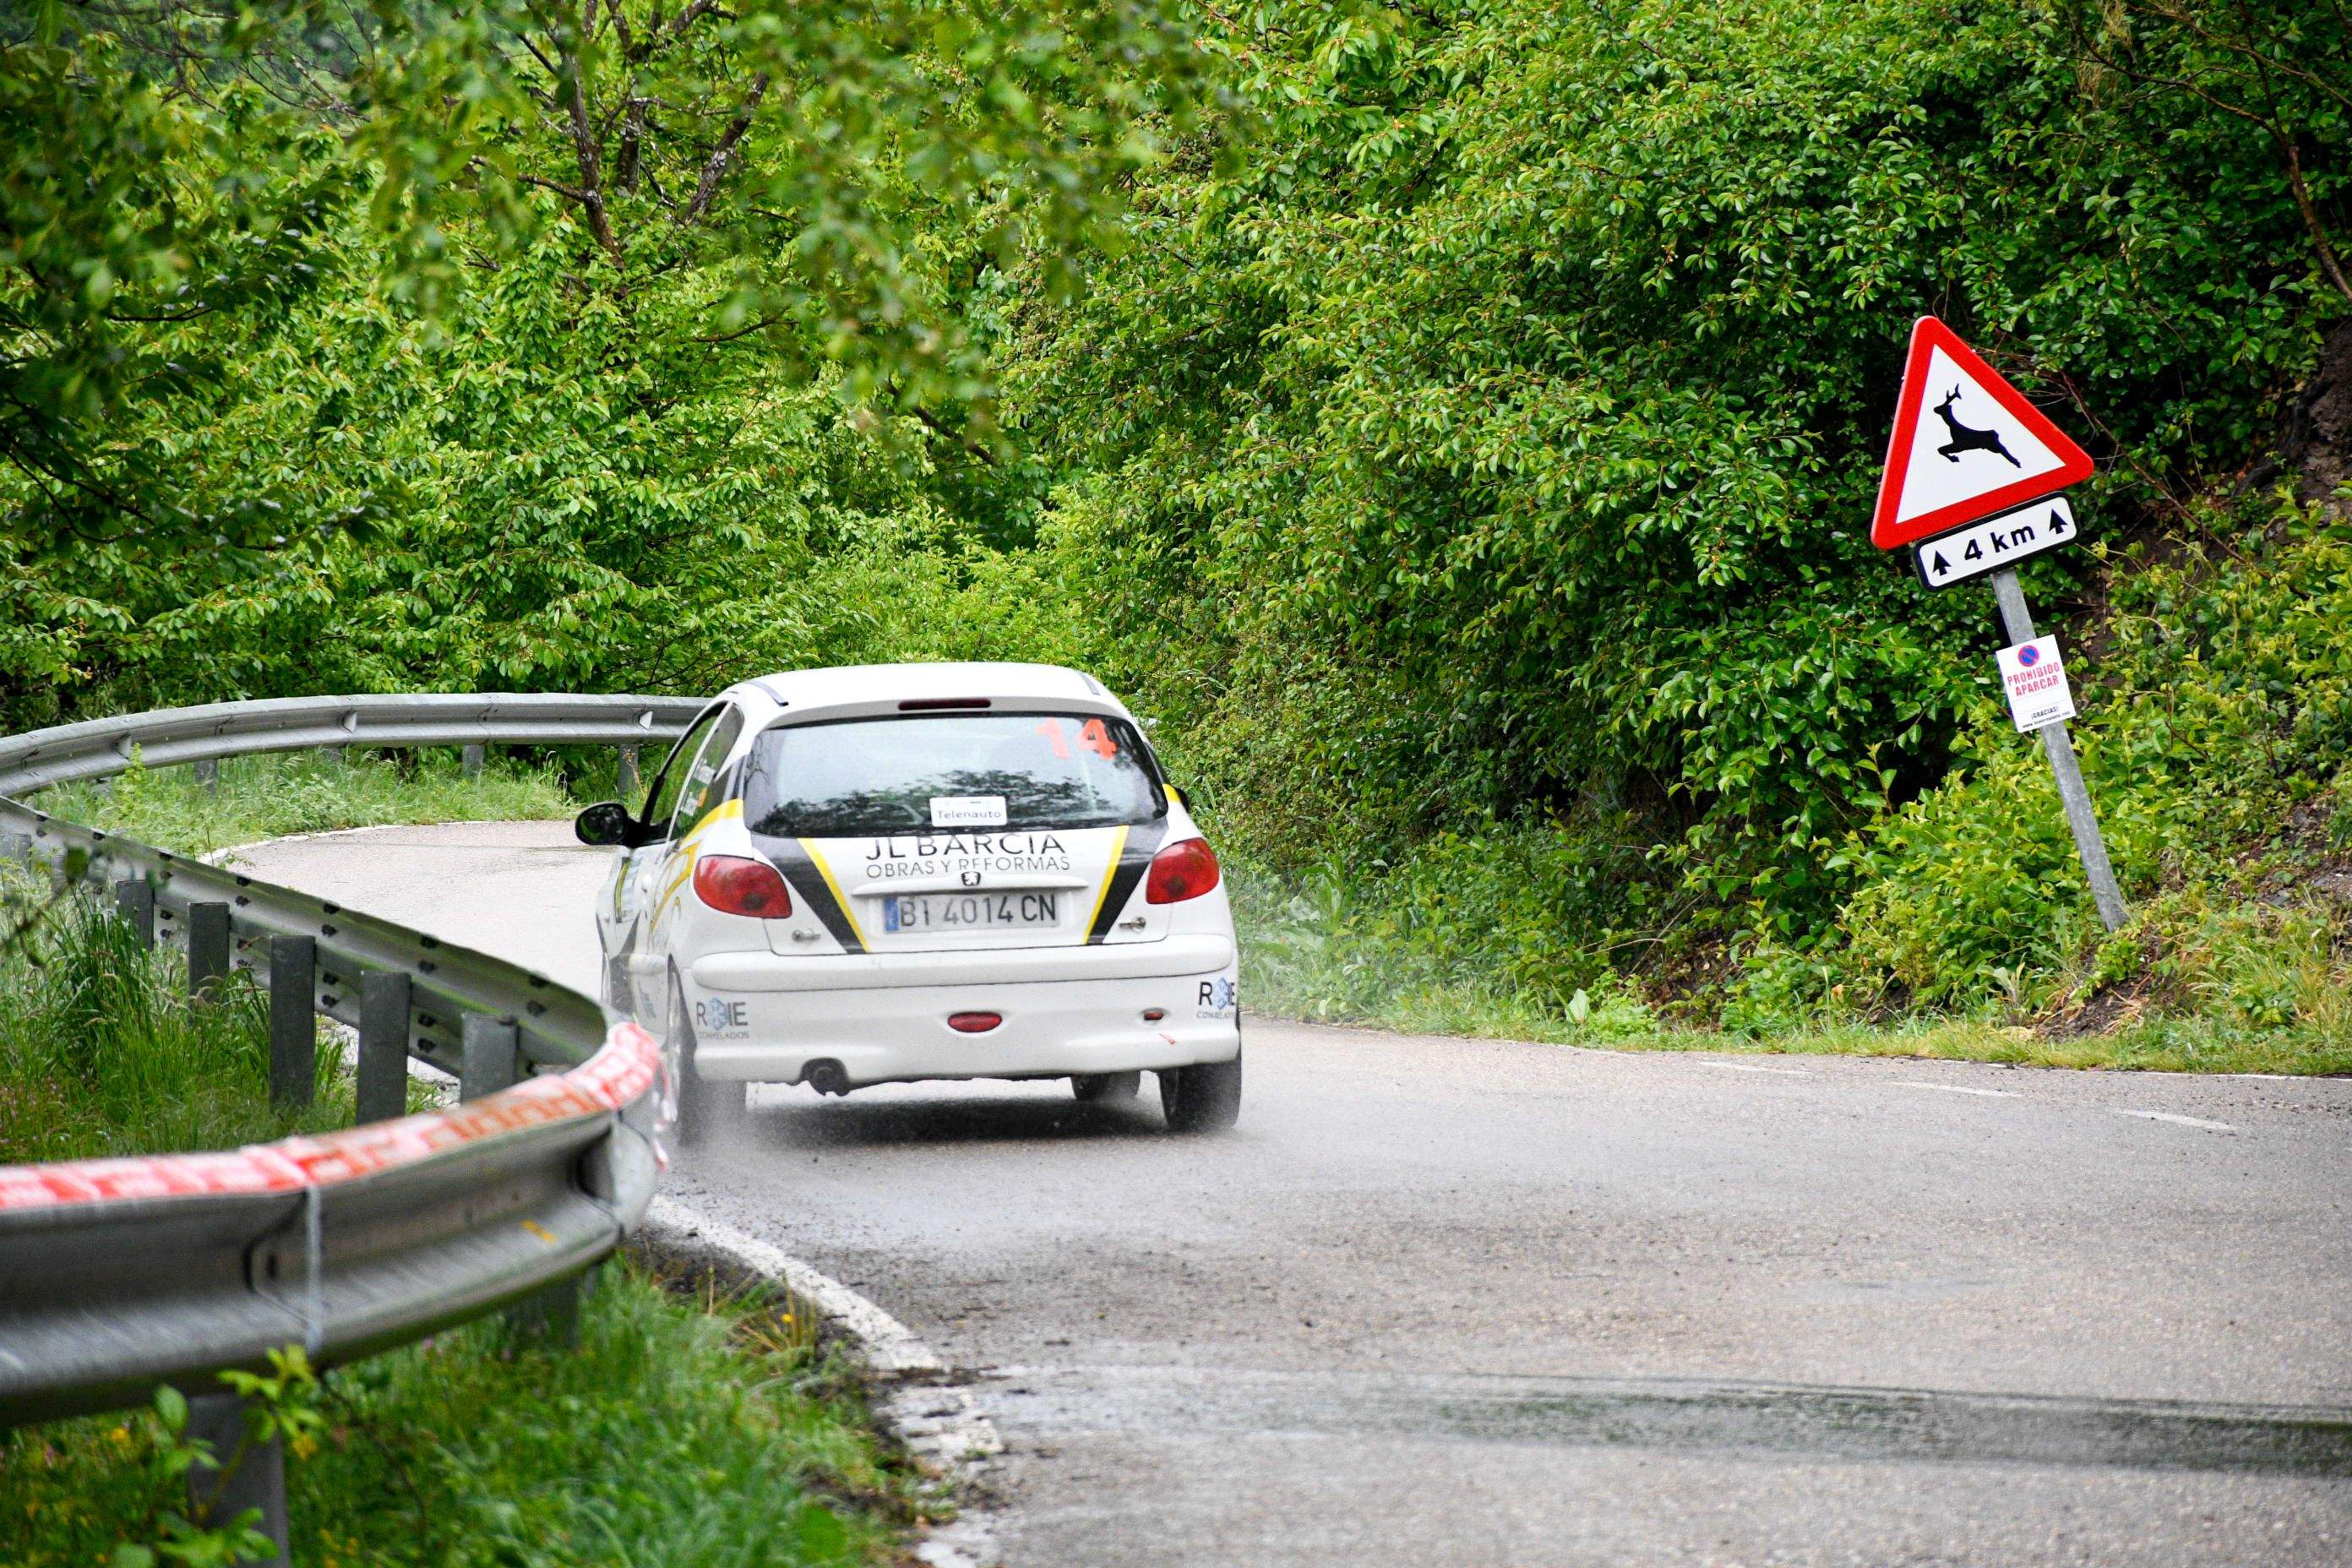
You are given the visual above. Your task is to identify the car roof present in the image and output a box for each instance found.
[717,662,1125,722]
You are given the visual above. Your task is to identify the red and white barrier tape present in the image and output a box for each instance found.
[0,1021,659,1212]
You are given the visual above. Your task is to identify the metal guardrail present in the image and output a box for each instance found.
[0,694,702,1440]
[0,691,705,794]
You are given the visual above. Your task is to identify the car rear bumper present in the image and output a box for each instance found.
[689,932,1235,992]
[684,965,1242,1087]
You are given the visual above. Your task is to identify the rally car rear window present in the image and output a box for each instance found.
[742,712,1166,837]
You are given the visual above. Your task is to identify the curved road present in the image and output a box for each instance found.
[242,820,2352,1565]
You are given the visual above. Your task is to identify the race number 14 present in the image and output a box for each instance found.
[1913,495,2078,590]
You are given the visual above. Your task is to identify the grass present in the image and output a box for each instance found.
[1232,871,2352,1076]
[0,885,914,1566]
[41,747,577,859]
[4,1267,915,1568]
[0,890,382,1164]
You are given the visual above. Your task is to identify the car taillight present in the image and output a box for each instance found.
[694,855,792,917]
[1146,838,1221,904]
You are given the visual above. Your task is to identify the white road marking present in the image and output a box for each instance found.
[1892,1081,2017,1098]
[648,1195,945,1374]
[1705,1062,1809,1076]
[2112,1109,2237,1133]
[640,1197,1006,1568]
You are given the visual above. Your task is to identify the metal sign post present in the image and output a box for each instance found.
[1986,567,2126,932]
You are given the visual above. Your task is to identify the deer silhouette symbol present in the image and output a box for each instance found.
[1932,387,2020,467]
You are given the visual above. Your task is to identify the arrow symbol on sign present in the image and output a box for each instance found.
[1931,551,1951,576]
[2049,509,2068,534]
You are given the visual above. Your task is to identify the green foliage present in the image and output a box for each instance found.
[2,0,1213,716]
[1822,495,2352,1013]
[88,1349,331,1568]
[1223,497,2352,1074]
[5,0,2349,1060]
[5,1267,908,1568]
[0,24,358,559]
[999,0,2345,907]
[1234,819,1661,1043]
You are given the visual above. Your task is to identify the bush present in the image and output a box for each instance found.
[1235,815,1661,1042]
[3,1266,908,1568]
[1823,495,2352,1011]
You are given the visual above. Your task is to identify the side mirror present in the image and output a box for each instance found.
[574,801,635,847]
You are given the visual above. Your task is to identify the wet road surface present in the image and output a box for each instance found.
[238,821,2352,1565]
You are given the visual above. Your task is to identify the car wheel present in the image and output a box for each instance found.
[1158,1047,1242,1133]
[666,975,748,1148]
[1071,1070,1143,1102]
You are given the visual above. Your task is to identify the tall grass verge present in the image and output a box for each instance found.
[42,749,574,859]
[0,890,362,1163]
[3,1267,912,1568]
[1232,865,2352,1075]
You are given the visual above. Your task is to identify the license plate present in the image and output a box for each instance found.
[883,891,1062,933]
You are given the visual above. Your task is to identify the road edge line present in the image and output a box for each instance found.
[634,1195,1007,1568]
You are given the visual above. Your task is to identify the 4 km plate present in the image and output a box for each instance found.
[1912,495,2080,590]
[884,891,1062,933]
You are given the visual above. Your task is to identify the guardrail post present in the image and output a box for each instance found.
[460,1014,520,1099]
[267,936,317,1111]
[509,1267,585,1348]
[357,973,412,1124]
[0,830,30,866]
[460,1013,581,1347]
[193,756,219,792]
[113,877,155,948]
[187,902,231,997]
[617,747,640,801]
[461,743,486,779]
[187,1391,290,1568]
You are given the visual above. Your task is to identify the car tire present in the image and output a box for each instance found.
[1158,1047,1242,1133]
[1071,1070,1143,1102]
[667,975,748,1148]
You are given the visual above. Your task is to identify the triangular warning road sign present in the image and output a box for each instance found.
[1870,316,2093,550]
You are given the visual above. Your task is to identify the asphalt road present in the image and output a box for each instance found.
[239,820,2352,1566]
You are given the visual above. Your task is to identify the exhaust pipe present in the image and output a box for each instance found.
[803,1059,852,1097]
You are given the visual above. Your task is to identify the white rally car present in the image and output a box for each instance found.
[574,662,1242,1141]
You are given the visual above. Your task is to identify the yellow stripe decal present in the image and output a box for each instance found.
[678,797,743,851]
[655,801,744,923]
[1083,825,1131,936]
[654,857,695,923]
[799,838,869,949]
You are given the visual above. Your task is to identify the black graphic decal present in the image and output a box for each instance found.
[760,838,865,953]
[1088,819,1170,942]
[1933,386,2021,468]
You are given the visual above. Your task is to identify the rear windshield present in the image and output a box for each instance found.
[743,712,1165,837]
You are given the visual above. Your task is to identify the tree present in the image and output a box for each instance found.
[2063,1,2352,306]
[988,0,2349,921]
[0,1,1213,717]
